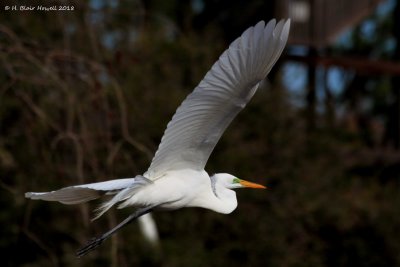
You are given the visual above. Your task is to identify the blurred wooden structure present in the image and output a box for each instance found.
[276,0,400,144]
[276,0,385,48]
[286,54,400,76]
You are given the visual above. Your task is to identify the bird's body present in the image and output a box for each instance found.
[119,171,237,213]
[25,19,290,256]
[126,170,217,211]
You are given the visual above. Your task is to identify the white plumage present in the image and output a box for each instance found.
[25,19,290,257]
[137,213,159,246]
[145,19,290,179]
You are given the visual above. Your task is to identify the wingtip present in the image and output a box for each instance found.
[25,191,47,199]
[255,20,265,28]
[281,19,291,41]
[284,18,291,30]
[266,18,277,29]
[25,192,39,199]
[274,18,291,30]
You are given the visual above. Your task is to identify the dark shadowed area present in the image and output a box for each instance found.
[1,0,400,266]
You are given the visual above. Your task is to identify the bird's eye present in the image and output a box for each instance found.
[232,178,241,184]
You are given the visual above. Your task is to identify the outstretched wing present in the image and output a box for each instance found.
[145,19,290,179]
[25,177,146,205]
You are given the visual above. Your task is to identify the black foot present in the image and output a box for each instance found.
[76,236,105,258]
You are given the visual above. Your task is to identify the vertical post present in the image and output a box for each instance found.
[306,47,317,131]
[307,0,317,131]
[323,65,335,128]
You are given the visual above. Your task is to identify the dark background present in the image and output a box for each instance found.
[1,0,400,266]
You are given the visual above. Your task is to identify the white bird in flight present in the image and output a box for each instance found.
[25,19,290,257]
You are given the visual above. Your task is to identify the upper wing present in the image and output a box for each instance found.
[145,19,290,179]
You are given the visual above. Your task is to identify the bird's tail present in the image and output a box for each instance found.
[25,175,152,219]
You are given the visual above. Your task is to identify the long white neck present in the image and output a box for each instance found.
[213,185,238,214]
[203,175,238,214]
[188,173,238,214]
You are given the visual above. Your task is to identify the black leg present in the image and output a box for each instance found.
[76,205,156,257]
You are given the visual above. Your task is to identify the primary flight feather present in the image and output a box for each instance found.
[25,19,290,257]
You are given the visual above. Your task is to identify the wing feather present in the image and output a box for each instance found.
[25,178,138,204]
[145,19,290,179]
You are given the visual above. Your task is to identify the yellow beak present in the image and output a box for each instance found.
[239,179,267,189]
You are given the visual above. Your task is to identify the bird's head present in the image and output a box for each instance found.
[213,173,266,190]
[209,173,266,214]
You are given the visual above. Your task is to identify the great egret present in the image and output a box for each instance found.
[25,19,290,257]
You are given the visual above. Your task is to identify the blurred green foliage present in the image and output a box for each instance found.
[1,0,400,266]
